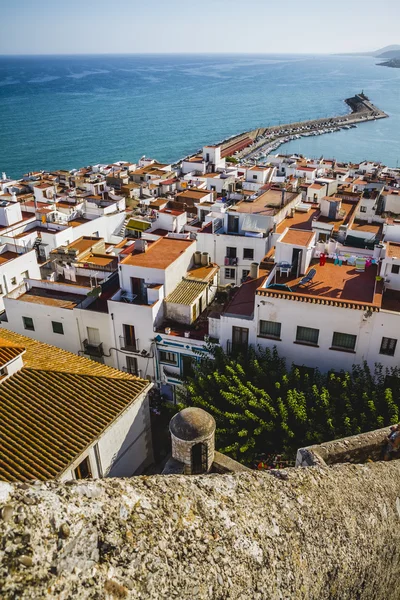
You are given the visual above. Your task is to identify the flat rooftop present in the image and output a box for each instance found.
[386,242,400,259]
[351,221,383,236]
[382,289,400,313]
[233,189,298,217]
[0,251,20,265]
[280,228,315,247]
[64,236,104,254]
[276,206,319,233]
[121,237,194,270]
[17,286,87,309]
[261,259,381,307]
[186,263,219,283]
[318,200,357,231]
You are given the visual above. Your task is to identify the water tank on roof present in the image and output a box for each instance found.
[201,252,209,266]
[194,251,202,265]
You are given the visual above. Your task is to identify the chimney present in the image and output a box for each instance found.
[250,262,259,279]
[135,239,148,253]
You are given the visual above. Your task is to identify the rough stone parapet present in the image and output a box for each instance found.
[296,426,391,466]
[2,461,400,599]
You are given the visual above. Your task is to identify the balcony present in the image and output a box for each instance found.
[119,336,139,352]
[224,256,238,266]
[122,366,141,377]
[83,339,104,358]
[227,340,248,356]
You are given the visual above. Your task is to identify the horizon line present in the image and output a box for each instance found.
[0,50,378,58]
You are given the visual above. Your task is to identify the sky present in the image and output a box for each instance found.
[0,0,399,55]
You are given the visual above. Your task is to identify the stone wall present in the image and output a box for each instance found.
[171,432,215,474]
[296,426,391,466]
[2,460,400,599]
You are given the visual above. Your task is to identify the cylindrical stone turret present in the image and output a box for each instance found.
[169,407,216,475]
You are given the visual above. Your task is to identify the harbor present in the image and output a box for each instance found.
[172,93,388,168]
[219,93,388,164]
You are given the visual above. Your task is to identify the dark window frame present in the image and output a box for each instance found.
[74,456,92,479]
[243,248,254,260]
[295,325,319,346]
[380,336,397,357]
[52,321,64,335]
[159,350,178,365]
[259,320,282,340]
[392,264,400,274]
[331,331,357,352]
[22,316,34,331]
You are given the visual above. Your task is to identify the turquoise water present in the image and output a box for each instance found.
[0,53,399,177]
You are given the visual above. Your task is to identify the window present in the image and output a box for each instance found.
[181,355,196,378]
[243,248,254,260]
[227,214,239,234]
[392,265,400,274]
[0,284,3,295]
[122,324,137,351]
[253,175,257,180]
[126,356,139,375]
[87,327,100,344]
[21,270,29,279]
[331,331,357,352]
[226,247,237,259]
[52,321,64,335]
[296,326,319,346]
[360,206,367,213]
[259,320,281,339]
[22,316,34,331]
[74,456,92,480]
[225,268,235,280]
[232,326,249,352]
[380,337,397,357]
[10,277,17,286]
[159,350,178,365]
[242,269,250,281]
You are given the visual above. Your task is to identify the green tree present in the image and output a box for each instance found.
[181,344,400,465]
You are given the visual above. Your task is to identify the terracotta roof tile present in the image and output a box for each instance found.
[0,330,150,482]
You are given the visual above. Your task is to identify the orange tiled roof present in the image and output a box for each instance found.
[0,330,150,482]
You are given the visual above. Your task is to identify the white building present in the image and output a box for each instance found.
[0,329,153,482]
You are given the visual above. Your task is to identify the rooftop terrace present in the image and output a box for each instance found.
[12,283,88,309]
[259,259,382,309]
[121,237,194,269]
[232,188,299,217]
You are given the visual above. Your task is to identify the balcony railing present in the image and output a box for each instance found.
[83,339,104,357]
[227,340,248,356]
[119,336,139,352]
[122,366,141,377]
[224,256,238,266]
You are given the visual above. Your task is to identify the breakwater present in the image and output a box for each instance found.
[222,93,388,161]
[174,93,388,166]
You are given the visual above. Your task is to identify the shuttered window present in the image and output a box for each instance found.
[380,337,397,357]
[259,320,281,339]
[296,326,319,345]
[331,332,357,351]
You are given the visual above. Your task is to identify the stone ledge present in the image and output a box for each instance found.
[2,462,400,599]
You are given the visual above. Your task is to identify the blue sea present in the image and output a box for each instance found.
[0,53,400,178]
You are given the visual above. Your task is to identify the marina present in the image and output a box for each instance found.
[219,93,388,164]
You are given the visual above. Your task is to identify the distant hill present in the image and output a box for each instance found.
[336,45,400,58]
[376,49,400,59]
[374,44,400,57]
